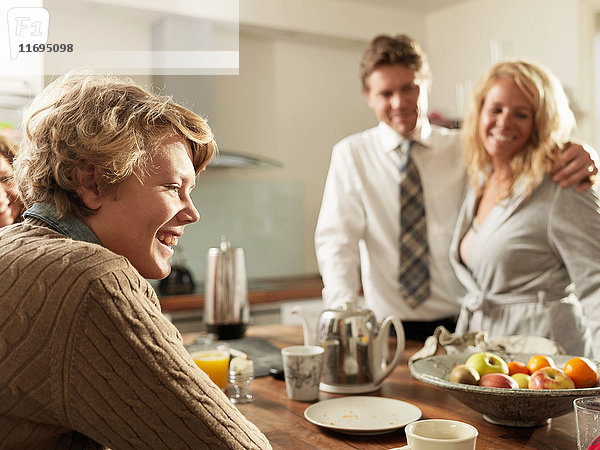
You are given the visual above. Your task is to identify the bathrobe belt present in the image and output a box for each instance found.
[461,289,568,313]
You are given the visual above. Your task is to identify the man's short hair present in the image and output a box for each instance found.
[359,34,432,90]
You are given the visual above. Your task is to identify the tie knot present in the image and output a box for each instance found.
[401,139,413,153]
[399,140,414,169]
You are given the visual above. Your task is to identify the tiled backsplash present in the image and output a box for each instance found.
[177,177,305,287]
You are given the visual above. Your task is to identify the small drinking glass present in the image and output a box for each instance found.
[575,397,600,450]
[229,357,254,404]
[191,349,230,391]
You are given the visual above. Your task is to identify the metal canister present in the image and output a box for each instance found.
[203,236,249,339]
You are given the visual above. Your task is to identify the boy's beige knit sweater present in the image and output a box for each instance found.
[0,221,271,449]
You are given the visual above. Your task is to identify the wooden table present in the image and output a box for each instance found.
[183,325,578,449]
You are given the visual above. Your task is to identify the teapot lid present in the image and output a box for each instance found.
[340,299,357,310]
[208,235,238,255]
[219,235,231,252]
[322,298,374,318]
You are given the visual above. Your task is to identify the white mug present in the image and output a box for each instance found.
[281,345,324,401]
[405,419,478,450]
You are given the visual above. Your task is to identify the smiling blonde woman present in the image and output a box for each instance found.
[0,72,270,449]
[450,60,600,359]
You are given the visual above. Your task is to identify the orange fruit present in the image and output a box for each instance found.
[564,357,599,388]
[507,361,530,376]
[527,355,556,374]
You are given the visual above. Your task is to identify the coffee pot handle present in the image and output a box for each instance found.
[373,316,405,386]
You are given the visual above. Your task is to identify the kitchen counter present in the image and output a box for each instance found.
[159,274,323,313]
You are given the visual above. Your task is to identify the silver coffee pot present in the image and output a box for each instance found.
[293,299,404,394]
[204,236,249,340]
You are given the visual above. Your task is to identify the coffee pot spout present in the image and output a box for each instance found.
[291,305,317,346]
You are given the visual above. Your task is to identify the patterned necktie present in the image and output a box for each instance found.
[398,140,430,307]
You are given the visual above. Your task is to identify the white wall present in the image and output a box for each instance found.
[240,0,425,42]
[425,0,591,142]
[198,32,376,278]
[580,0,600,150]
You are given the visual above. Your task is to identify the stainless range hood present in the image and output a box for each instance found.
[209,149,283,169]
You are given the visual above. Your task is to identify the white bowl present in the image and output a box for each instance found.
[410,352,600,427]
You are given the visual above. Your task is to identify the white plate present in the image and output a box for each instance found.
[304,396,422,436]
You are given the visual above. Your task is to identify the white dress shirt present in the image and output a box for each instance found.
[315,121,467,321]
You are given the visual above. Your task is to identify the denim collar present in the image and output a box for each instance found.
[23,203,102,245]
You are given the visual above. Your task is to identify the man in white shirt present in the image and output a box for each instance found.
[315,34,596,340]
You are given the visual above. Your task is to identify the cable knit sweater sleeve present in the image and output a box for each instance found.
[0,222,269,449]
[65,258,270,449]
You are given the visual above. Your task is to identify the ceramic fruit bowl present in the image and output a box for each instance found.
[410,352,600,427]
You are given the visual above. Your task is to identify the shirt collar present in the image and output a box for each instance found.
[378,119,432,153]
[23,203,102,245]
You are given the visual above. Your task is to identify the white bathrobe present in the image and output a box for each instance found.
[449,175,600,358]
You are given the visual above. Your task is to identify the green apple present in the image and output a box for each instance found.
[511,373,531,388]
[465,352,509,376]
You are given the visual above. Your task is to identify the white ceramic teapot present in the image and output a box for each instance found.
[292,300,405,394]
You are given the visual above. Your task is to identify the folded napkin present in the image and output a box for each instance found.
[408,326,566,366]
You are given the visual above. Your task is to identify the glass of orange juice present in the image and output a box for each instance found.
[191,350,230,390]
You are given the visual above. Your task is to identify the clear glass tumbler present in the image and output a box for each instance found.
[574,397,600,450]
[229,357,254,404]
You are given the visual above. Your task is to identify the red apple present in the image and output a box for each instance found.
[478,373,519,389]
[528,367,575,390]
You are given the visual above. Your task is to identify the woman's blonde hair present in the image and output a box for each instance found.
[462,60,575,197]
[15,71,216,218]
